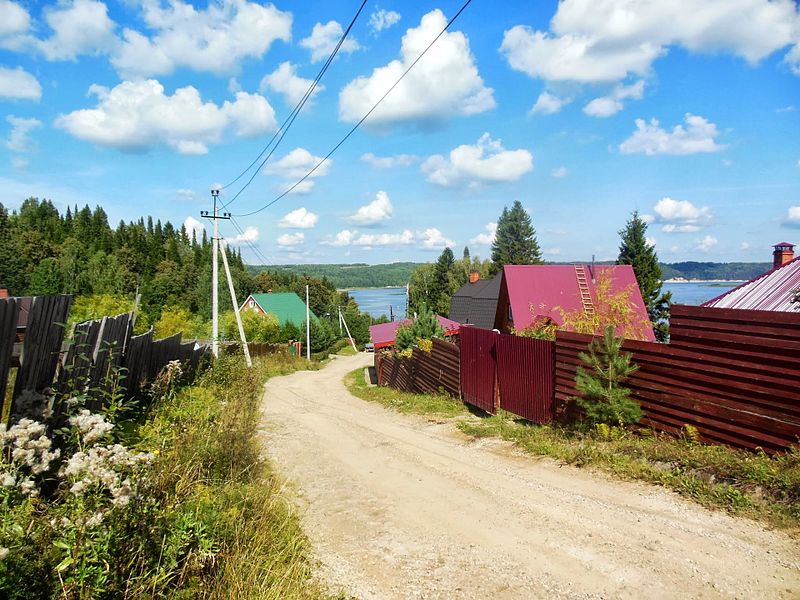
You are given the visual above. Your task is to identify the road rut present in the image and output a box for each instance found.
[259,353,800,599]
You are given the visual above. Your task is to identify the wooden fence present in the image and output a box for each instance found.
[376,339,460,397]
[555,305,800,453]
[1,295,208,423]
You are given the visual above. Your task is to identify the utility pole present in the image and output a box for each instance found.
[339,306,357,353]
[305,284,311,361]
[220,242,252,368]
[201,189,230,358]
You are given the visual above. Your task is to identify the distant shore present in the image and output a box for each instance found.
[663,279,745,284]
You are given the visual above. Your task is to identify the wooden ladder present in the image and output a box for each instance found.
[574,265,595,315]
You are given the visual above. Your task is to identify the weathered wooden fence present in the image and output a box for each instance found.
[376,339,460,397]
[1,295,208,423]
[555,305,800,453]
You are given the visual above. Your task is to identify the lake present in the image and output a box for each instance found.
[347,281,741,319]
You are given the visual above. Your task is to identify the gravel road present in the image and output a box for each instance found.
[259,353,800,599]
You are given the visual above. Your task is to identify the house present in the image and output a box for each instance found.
[449,264,655,341]
[369,316,460,350]
[240,292,316,327]
[703,242,800,312]
[449,271,502,329]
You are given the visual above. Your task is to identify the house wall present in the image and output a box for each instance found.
[495,273,512,332]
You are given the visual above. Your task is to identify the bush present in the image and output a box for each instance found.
[574,325,642,426]
[221,309,281,343]
[395,302,445,351]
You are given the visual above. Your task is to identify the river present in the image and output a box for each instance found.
[347,281,741,319]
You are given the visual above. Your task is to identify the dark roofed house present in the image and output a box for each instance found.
[449,264,655,341]
[240,292,316,327]
[703,242,800,312]
[449,272,502,329]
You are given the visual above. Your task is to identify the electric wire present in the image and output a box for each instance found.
[228,217,273,266]
[232,0,474,218]
[220,0,369,209]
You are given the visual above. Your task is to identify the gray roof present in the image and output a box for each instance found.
[449,274,501,329]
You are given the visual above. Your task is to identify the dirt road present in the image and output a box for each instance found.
[259,353,800,599]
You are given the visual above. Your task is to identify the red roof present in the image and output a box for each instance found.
[702,256,800,312]
[369,315,460,349]
[503,265,655,341]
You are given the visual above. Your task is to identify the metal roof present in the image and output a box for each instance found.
[369,315,460,349]
[702,256,800,312]
[242,293,317,327]
[503,265,655,341]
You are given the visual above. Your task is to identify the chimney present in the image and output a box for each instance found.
[773,242,795,269]
[0,288,8,299]
[469,271,480,284]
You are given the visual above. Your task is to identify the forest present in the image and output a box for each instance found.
[0,198,376,351]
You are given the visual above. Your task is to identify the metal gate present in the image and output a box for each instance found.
[496,335,554,423]
[459,326,497,413]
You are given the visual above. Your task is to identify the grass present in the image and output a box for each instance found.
[346,368,469,418]
[344,371,800,531]
[336,345,358,356]
[135,352,332,599]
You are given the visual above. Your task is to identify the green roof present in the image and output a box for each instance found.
[246,293,316,327]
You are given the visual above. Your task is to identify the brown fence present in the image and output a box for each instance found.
[376,339,460,397]
[2,295,208,423]
[496,334,554,423]
[555,305,800,453]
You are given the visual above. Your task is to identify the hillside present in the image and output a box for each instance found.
[659,262,771,281]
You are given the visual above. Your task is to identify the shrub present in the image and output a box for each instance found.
[395,302,445,351]
[574,325,642,426]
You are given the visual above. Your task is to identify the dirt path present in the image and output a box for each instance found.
[259,354,800,599]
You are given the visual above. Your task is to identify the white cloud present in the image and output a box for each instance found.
[583,80,644,117]
[339,9,495,126]
[264,147,331,194]
[619,113,726,155]
[645,237,657,247]
[784,42,800,76]
[260,62,323,107]
[653,197,713,227]
[0,66,41,100]
[640,213,655,224]
[300,20,360,63]
[10,156,27,171]
[37,0,116,61]
[360,152,419,168]
[740,242,751,250]
[543,247,562,256]
[176,188,197,201]
[696,235,718,252]
[232,226,259,243]
[4,115,41,153]
[422,133,533,187]
[277,232,304,247]
[500,1,800,85]
[470,222,497,245]
[419,228,455,250]
[369,9,401,35]
[183,216,205,239]
[113,0,291,78]
[321,229,357,246]
[353,229,414,247]
[279,207,318,229]
[785,206,800,228]
[56,80,277,154]
[0,0,31,50]
[530,91,570,115]
[347,191,393,225]
[551,166,568,178]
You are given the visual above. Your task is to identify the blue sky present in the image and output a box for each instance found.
[1,0,799,265]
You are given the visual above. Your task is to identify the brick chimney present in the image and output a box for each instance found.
[0,288,8,299]
[773,242,795,269]
[469,271,480,284]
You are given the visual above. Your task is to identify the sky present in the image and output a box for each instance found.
[1,0,799,266]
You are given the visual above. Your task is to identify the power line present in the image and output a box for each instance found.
[220,0,369,209]
[232,0,474,219]
[227,217,273,266]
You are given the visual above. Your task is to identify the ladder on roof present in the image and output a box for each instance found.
[574,265,595,315]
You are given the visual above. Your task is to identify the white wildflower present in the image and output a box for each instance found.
[69,410,113,445]
[0,548,8,560]
[19,478,38,497]
[2,418,60,476]
[85,511,105,528]
[1,473,15,488]
[60,517,72,528]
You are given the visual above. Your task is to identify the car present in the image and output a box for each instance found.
[364,342,375,353]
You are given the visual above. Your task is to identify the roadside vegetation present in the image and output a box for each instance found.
[346,365,800,531]
[0,352,332,599]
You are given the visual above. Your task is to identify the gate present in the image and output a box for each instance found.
[496,335,554,423]
[459,326,497,413]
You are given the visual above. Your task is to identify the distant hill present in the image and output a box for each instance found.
[246,263,423,288]
[247,261,773,288]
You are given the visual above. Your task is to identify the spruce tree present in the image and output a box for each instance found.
[490,200,542,275]
[617,210,672,340]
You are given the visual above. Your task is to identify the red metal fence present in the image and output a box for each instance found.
[496,335,554,423]
[459,327,497,413]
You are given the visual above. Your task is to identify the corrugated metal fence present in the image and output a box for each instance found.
[496,334,554,423]
[459,327,497,413]
[376,338,460,397]
[1,295,208,423]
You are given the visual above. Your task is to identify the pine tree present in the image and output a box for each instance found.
[574,326,642,426]
[617,210,672,341]
[490,200,542,275]
[395,302,445,351]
